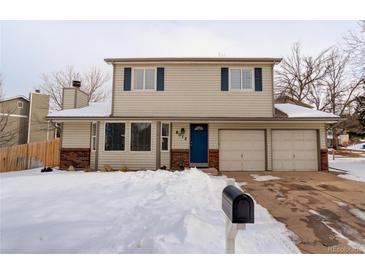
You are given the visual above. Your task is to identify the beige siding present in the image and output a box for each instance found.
[62,122,91,148]
[76,91,88,108]
[90,151,96,169]
[113,63,273,118]
[171,122,190,149]
[28,93,51,143]
[63,88,75,109]
[97,121,157,170]
[0,98,29,117]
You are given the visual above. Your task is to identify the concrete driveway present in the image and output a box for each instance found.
[222,171,365,254]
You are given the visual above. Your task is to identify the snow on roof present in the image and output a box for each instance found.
[48,102,111,117]
[0,95,29,103]
[275,103,339,118]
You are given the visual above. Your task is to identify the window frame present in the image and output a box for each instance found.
[103,121,126,152]
[17,101,23,109]
[132,67,157,91]
[91,122,97,151]
[228,67,255,92]
[129,121,153,152]
[161,122,170,152]
[228,68,242,91]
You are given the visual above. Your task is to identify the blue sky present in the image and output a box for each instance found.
[0,20,358,97]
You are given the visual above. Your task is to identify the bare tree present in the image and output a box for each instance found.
[344,21,365,75]
[0,73,4,100]
[275,43,329,103]
[0,103,18,147]
[322,49,365,116]
[319,48,365,147]
[39,66,109,110]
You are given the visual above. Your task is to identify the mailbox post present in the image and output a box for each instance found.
[222,185,254,254]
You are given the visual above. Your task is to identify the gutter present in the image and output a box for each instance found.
[46,115,341,123]
[104,57,283,65]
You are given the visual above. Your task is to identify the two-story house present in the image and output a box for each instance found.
[48,57,339,172]
[0,92,55,147]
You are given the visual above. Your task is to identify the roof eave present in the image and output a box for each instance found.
[104,57,283,65]
[46,116,341,123]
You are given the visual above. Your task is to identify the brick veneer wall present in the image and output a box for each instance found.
[320,149,328,171]
[171,149,189,170]
[60,148,90,170]
[208,149,219,170]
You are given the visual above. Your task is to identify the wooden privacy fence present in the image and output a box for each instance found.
[0,138,60,172]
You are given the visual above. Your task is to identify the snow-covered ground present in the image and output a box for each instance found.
[346,142,365,151]
[0,168,299,254]
[251,174,281,182]
[329,157,365,183]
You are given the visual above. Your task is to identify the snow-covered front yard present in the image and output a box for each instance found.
[0,168,299,254]
[329,157,365,183]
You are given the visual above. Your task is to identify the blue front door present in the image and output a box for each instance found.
[190,124,208,167]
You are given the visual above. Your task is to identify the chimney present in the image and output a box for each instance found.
[72,80,81,88]
[62,81,88,110]
[34,89,40,93]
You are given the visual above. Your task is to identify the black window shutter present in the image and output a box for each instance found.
[254,68,263,91]
[156,67,165,91]
[221,68,229,91]
[123,67,131,91]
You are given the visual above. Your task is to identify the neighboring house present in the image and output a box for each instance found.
[0,92,55,147]
[48,57,340,172]
[274,95,313,108]
[0,95,30,147]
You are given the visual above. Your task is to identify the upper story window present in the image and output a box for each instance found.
[133,68,156,90]
[17,101,23,109]
[229,68,254,91]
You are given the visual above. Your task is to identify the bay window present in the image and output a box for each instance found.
[131,122,151,151]
[105,123,125,151]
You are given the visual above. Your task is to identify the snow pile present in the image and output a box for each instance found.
[334,201,348,208]
[0,168,299,254]
[251,174,281,182]
[48,102,111,117]
[275,103,339,118]
[349,208,365,222]
[329,157,365,183]
[346,142,365,151]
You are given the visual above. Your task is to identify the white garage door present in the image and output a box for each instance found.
[272,130,318,171]
[219,130,266,171]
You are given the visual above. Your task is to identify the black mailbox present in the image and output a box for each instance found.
[222,185,254,223]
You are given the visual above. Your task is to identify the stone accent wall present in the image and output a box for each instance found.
[171,149,189,170]
[60,148,90,170]
[320,149,328,171]
[208,149,219,170]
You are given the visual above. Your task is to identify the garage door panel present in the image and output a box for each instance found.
[220,160,242,171]
[220,151,242,160]
[219,130,266,171]
[243,160,266,171]
[272,130,318,171]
